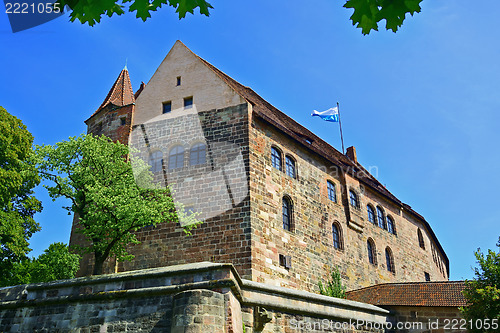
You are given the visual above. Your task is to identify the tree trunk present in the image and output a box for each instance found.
[93,254,105,275]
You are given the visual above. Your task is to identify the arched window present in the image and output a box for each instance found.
[282,196,292,231]
[189,143,206,166]
[418,229,425,249]
[285,155,296,178]
[387,216,395,235]
[367,239,377,265]
[367,205,375,224]
[349,190,358,208]
[148,151,163,173]
[327,181,336,202]
[386,247,395,273]
[168,145,184,170]
[332,223,343,250]
[377,207,386,229]
[271,147,282,171]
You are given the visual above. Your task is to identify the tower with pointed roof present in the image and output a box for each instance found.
[70,41,449,292]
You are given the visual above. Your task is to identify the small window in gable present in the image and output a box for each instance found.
[120,117,127,126]
[424,272,431,282]
[285,155,296,178]
[176,76,181,86]
[184,96,193,109]
[163,101,172,114]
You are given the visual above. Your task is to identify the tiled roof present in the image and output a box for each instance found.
[87,68,135,121]
[346,281,466,307]
[179,41,448,275]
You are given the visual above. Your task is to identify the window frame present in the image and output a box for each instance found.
[285,155,296,178]
[162,101,172,114]
[377,206,386,229]
[332,222,343,250]
[148,150,163,173]
[385,247,395,273]
[367,238,377,265]
[282,196,293,232]
[271,146,282,171]
[418,229,425,250]
[168,145,185,170]
[349,190,358,208]
[367,205,375,224]
[387,215,396,235]
[189,142,206,166]
[327,181,336,203]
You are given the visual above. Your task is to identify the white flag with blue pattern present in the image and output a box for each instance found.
[311,107,339,122]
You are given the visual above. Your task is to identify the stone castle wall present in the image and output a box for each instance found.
[248,116,447,291]
[0,262,389,333]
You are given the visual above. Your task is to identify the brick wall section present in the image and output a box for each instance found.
[72,104,252,279]
[248,116,447,292]
[86,104,134,144]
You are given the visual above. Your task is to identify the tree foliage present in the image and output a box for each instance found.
[58,0,421,35]
[0,106,42,282]
[344,0,423,35]
[1,242,80,286]
[36,134,199,275]
[318,266,346,299]
[461,238,500,330]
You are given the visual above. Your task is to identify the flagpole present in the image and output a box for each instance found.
[337,102,345,154]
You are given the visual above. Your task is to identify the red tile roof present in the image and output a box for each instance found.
[346,281,466,307]
[87,67,135,122]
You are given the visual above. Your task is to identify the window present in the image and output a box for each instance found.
[285,155,296,178]
[184,96,193,109]
[418,229,425,249]
[386,247,395,273]
[271,147,282,171]
[162,101,172,114]
[327,181,336,202]
[148,151,163,173]
[367,205,375,224]
[387,216,395,235]
[424,272,431,282]
[189,143,206,166]
[349,190,358,208]
[279,254,292,269]
[377,207,386,229]
[282,196,292,231]
[367,239,377,265]
[168,145,184,169]
[176,76,181,86]
[120,117,127,126]
[332,223,342,250]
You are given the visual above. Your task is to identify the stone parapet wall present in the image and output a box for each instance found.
[0,262,389,333]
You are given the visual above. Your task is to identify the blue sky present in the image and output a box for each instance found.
[1,1,499,281]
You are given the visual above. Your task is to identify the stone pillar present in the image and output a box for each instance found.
[171,289,225,333]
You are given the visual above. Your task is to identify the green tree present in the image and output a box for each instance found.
[318,266,346,299]
[2,242,80,286]
[461,238,500,331]
[58,0,421,35]
[0,106,42,286]
[36,134,199,275]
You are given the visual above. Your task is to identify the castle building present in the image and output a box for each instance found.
[70,41,449,292]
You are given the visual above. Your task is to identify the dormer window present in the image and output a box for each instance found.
[184,96,193,109]
[176,76,181,86]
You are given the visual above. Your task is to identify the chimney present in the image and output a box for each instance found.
[346,146,357,163]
